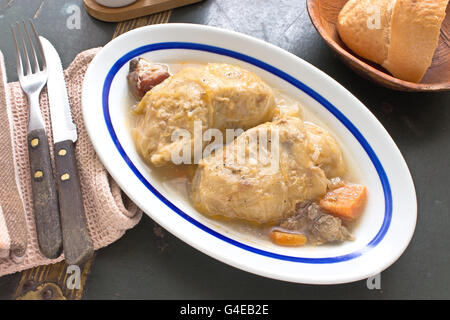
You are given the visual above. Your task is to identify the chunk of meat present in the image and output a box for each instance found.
[127,58,171,99]
[191,116,329,224]
[280,202,353,245]
[132,63,276,166]
[319,184,367,220]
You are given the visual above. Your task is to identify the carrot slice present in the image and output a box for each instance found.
[270,230,307,247]
[319,184,367,220]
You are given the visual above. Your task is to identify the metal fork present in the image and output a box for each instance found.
[11,20,62,259]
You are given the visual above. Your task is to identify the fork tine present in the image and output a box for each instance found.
[15,22,31,76]
[23,20,40,73]
[29,20,46,71]
[10,25,24,79]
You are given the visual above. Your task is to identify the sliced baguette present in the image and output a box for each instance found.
[337,0,449,83]
[337,0,395,66]
[383,0,449,82]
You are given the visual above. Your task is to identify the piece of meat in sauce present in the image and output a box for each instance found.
[279,202,353,245]
[127,58,171,99]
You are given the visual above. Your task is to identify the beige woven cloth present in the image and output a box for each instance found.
[0,48,142,277]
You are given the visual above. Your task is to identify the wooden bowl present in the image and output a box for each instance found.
[306,0,450,92]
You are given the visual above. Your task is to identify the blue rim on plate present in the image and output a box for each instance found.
[102,42,392,264]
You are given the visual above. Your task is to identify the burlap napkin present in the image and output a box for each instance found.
[0,48,142,277]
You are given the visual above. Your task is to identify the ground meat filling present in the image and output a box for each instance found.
[279,202,353,245]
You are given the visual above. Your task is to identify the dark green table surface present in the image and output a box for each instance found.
[0,0,449,299]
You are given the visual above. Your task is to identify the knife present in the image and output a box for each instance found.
[40,37,93,266]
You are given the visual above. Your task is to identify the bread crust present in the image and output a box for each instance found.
[337,0,449,83]
[337,0,395,65]
[383,0,448,82]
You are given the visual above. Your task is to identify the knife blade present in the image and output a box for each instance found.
[40,37,93,266]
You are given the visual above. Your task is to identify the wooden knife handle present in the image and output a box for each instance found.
[27,128,63,259]
[54,140,93,266]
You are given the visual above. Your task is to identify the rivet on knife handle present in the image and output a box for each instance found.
[54,140,93,265]
[28,128,63,259]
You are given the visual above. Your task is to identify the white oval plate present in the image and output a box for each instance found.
[82,24,417,284]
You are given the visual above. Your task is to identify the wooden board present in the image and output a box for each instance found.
[14,257,94,300]
[84,0,203,22]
